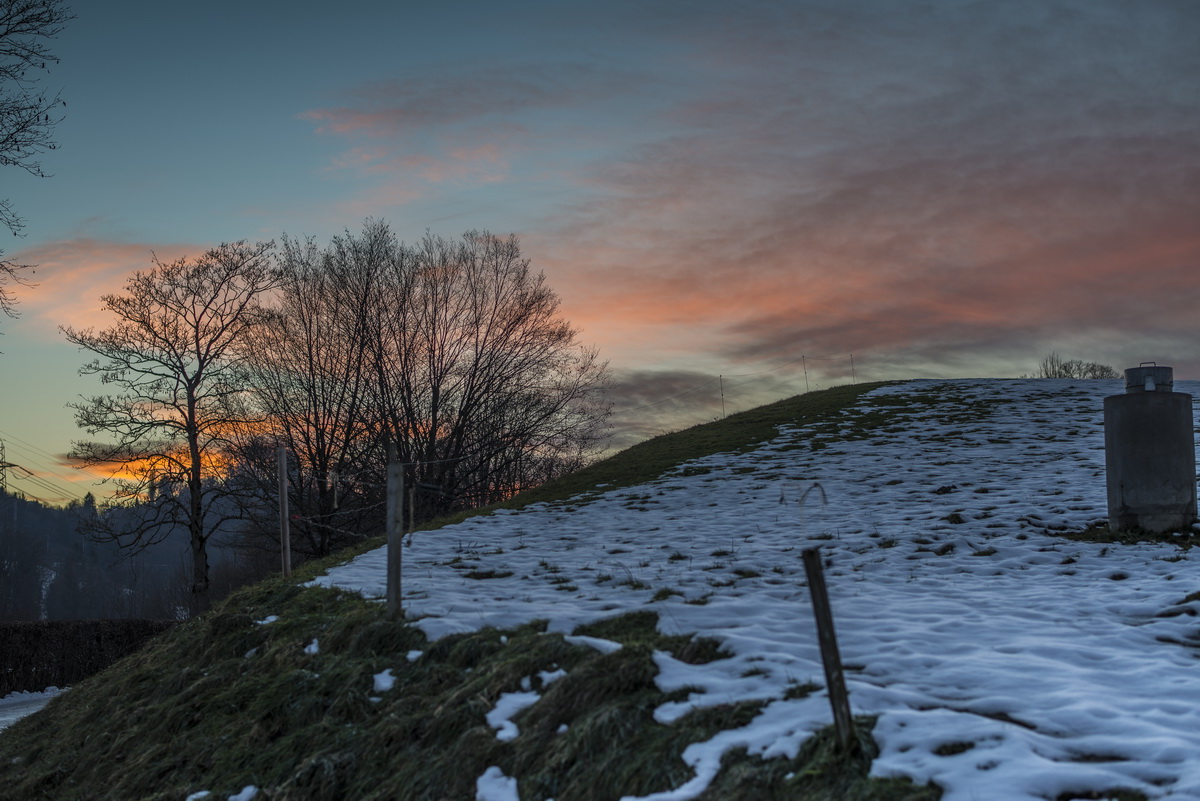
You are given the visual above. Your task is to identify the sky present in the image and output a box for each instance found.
[1,0,1199,504]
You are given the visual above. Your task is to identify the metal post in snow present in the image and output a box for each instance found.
[802,546,856,752]
[277,445,291,577]
[386,443,404,620]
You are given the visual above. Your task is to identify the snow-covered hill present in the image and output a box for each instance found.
[317,379,1200,801]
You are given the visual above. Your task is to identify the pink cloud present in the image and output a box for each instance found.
[301,63,638,138]
[9,238,203,335]
[529,125,1200,381]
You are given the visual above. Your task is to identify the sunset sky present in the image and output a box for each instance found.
[2,0,1198,504]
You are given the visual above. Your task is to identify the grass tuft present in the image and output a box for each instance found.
[695,716,941,800]
[1061,523,1198,548]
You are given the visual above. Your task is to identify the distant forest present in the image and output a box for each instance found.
[0,489,272,622]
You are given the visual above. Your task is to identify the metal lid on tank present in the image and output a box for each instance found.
[1124,363,1173,393]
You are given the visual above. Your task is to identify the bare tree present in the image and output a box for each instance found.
[235,228,388,557]
[235,222,610,555]
[1,0,74,319]
[1035,352,1119,380]
[373,228,611,518]
[61,241,277,613]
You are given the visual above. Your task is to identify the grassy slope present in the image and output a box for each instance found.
[0,381,942,801]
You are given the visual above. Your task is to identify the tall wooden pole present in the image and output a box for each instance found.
[277,445,291,577]
[802,546,855,752]
[386,443,404,620]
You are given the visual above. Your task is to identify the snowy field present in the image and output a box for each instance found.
[315,379,1200,801]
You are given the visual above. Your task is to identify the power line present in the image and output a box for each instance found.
[0,428,87,495]
[0,427,68,463]
[3,459,85,503]
[722,355,811,379]
[9,469,82,504]
[0,443,86,504]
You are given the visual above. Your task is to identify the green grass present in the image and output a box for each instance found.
[0,382,950,801]
[461,381,895,518]
[1061,522,1199,548]
[0,589,940,801]
[695,715,941,801]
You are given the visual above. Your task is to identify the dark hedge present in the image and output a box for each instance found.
[0,619,178,695]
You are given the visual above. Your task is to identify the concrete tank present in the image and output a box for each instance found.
[1104,364,1197,533]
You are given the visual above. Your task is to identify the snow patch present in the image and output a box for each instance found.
[373,668,395,693]
[475,766,519,801]
[562,634,622,654]
[486,691,541,741]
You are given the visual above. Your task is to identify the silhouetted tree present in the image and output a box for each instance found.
[235,222,610,556]
[62,241,278,613]
[1,0,74,320]
[1035,352,1119,380]
[372,229,610,515]
[236,229,385,557]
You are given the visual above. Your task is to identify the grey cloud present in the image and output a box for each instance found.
[604,368,817,452]
[308,62,646,136]
[552,0,1200,378]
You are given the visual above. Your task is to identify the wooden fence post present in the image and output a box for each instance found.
[277,445,291,577]
[386,444,404,620]
[802,546,855,752]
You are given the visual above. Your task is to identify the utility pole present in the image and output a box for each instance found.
[1,440,15,534]
[1,440,10,493]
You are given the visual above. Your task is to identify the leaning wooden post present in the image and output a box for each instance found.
[277,445,291,577]
[386,443,404,620]
[802,546,855,752]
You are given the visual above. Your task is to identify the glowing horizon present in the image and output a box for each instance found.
[3,0,1198,504]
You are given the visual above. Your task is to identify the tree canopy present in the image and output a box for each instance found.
[64,223,611,611]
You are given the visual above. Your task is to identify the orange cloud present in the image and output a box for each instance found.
[57,452,143,483]
[9,238,201,337]
[523,110,1200,381]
